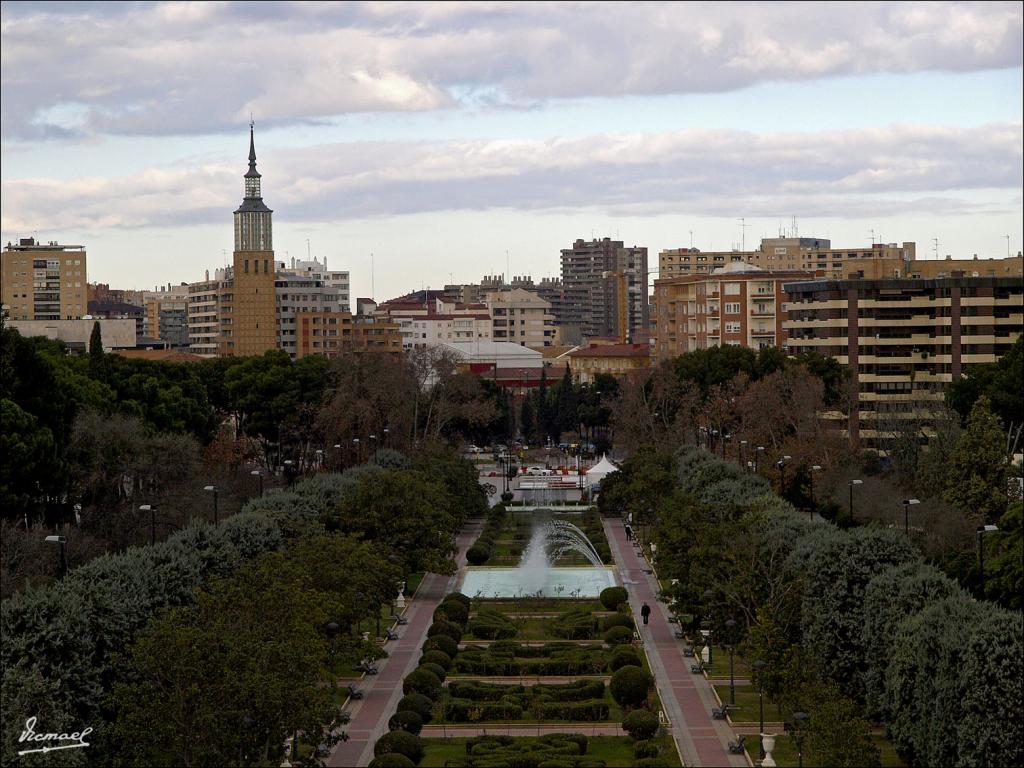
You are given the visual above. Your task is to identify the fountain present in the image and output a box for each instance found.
[460,516,617,598]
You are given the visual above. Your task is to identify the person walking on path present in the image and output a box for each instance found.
[641,602,651,625]
[624,524,633,541]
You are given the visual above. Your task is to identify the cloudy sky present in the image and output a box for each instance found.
[2,1,1022,300]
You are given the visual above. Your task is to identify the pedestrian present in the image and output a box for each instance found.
[641,602,651,625]
[624,524,633,541]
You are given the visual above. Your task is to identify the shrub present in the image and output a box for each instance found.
[434,600,469,626]
[633,739,659,759]
[422,634,458,659]
[373,730,425,764]
[636,758,671,768]
[443,591,472,609]
[420,649,452,670]
[368,754,415,768]
[600,586,628,611]
[610,647,643,671]
[466,544,490,565]
[388,710,423,735]
[418,661,447,681]
[622,709,660,740]
[610,665,652,707]
[537,699,609,721]
[427,619,463,642]
[533,680,605,701]
[397,693,434,723]
[603,626,634,646]
[602,613,634,631]
[467,609,517,640]
[552,608,600,639]
[403,668,442,700]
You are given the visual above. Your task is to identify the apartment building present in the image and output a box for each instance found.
[375,291,493,349]
[560,238,649,344]
[287,257,350,312]
[294,312,402,358]
[659,237,914,280]
[485,287,556,348]
[566,342,651,383]
[653,263,814,359]
[783,274,1024,448]
[1,238,87,321]
[276,269,348,358]
[142,283,190,347]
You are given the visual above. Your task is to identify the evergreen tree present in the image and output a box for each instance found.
[520,395,535,443]
[537,368,550,441]
[88,320,104,376]
[555,364,577,437]
[943,396,1010,523]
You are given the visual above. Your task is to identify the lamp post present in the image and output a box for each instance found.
[739,440,748,471]
[283,459,296,488]
[702,589,714,667]
[203,485,219,525]
[383,427,390,450]
[977,524,999,597]
[369,434,377,461]
[353,437,361,464]
[752,659,767,761]
[807,465,822,518]
[250,469,263,497]
[724,618,737,707]
[902,498,920,535]
[44,535,67,578]
[792,711,809,768]
[755,446,765,473]
[139,504,156,546]
[776,455,791,497]
[333,443,342,471]
[315,448,323,472]
[848,479,863,524]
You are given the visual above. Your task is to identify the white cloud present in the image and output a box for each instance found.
[3,122,1019,234]
[1,1,1020,138]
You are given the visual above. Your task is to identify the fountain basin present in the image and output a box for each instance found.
[460,566,617,599]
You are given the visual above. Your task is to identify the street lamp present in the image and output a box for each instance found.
[353,437,361,464]
[848,479,863,523]
[333,443,342,471]
[203,485,219,525]
[808,465,822,517]
[383,427,390,449]
[776,455,792,496]
[250,469,263,497]
[739,440,748,471]
[902,498,920,535]
[754,446,765,473]
[702,589,714,667]
[792,711,809,768]
[369,434,378,461]
[138,504,156,546]
[752,659,767,761]
[44,535,67,578]
[977,524,999,597]
[315,448,323,471]
[724,618,737,707]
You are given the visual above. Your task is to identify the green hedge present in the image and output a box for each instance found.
[466,609,517,640]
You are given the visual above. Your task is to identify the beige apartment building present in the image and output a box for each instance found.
[294,312,402,358]
[485,287,557,348]
[660,237,914,280]
[783,274,1023,448]
[653,263,814,359]
[1,238,87,321]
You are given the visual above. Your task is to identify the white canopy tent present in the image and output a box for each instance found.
[585,455,620,489]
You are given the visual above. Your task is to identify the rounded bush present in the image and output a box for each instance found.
[420,649,453,670]
[633,739,659,759]
[403,668,443,700]
[466,544,491,565]
[443,592,472,609]
[368,754,416,768]
[373,730,425,764]
[636,759,670,768]
[418,661,447,682]
[397,693,434,723]
[610,647,643,672]
[604,626,634,646]
[389,710,424,735]
[434,600,469,626]
[602,613,634,631]
[600,586,628,611]
[423,634,458,659]
[427,620,463,642]
[622,709,660,740]
[610,665,653,708]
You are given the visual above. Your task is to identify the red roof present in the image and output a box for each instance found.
[569,344,650,358]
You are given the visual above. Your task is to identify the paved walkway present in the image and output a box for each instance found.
[327,523,483,767]
[604,519,747,768]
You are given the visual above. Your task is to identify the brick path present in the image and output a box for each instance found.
[604,519,747,768]
[327,524,482,767]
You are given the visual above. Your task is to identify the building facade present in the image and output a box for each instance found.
[654,263,814,359]
[375,291,493,349]
[7,318,135,351]
[2,238,87,321]
[566,342,651,383]
[294,312,402,358]
[560,238,649,343]
[142,283,191,347]
[783,275,1024,448]
[287,257,351,312]
[485,287,556,348]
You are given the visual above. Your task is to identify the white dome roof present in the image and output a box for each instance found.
[711,261,766,275]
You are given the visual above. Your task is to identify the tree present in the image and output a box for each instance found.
[88,320,105,377]
[800,682,880,768]
[520,395,536,443]
[943,396,1011,523]
[947,335,1023,430]
[986,501,1023,609]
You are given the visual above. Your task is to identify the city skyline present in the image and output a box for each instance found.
[2,1,1022,301]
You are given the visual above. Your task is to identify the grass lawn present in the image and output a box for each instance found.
[711,685,765,722]
[472,599,603,614]
[755,734,905,767]
[433,685,625,724]
[702,653,751,679]
[420,735,680,768]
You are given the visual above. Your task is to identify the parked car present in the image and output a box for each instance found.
[466,444,481,453]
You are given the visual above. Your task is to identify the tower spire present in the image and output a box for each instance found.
[247,120,258,173]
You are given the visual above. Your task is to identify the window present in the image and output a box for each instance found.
[725,283,741,295]
[726,322,741,333]
[724,302,741,314]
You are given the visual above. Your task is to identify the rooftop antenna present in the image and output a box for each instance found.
[306,238,311,261]
[222,249,227,267]
[932,238,939,260]
[371,252,375,298]
[689,230,693,249]
[791,216,799,238]
[738,217,749,252]
[778,219,784,237]
[1006,234,1011,258]
[506,250,510,287]
[869,229,876,245]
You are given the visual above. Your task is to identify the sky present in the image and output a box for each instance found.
[1,1,1022,301]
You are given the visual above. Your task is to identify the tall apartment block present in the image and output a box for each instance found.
[1,238,87,320]
[560,238,648,344]
[784,275,1024,448]
[224,125,277,355]
[654,263,814,359]
[486,287,556,348]
[287,257,350,312]
[142,283,190,347]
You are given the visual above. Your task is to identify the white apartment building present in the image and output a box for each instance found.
[288,257,350,312]
[485,287,556,349]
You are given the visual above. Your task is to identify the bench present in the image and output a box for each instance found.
[682,645,694,657]
[674,629,685,640]
[347,685,364,700]
[358,662,379,675]
[711,704,731,719]
[391,615,408,626]
[690,661,705,674]
[384,629,400,641]
[727,735,746,755]
[667,615,679,624]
